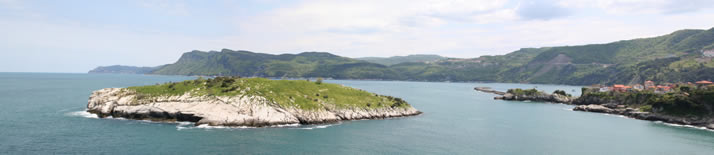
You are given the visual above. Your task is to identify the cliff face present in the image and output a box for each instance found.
[87,88,421,127]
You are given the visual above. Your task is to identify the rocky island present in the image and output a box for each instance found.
[474,87,574,104]
[87,77,421,127]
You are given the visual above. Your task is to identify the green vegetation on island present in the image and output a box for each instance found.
[127,77,410,110]
[506,88,542,96]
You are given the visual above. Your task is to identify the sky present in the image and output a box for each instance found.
[1,0,714,73]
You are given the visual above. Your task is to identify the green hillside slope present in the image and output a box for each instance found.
[94,27,714,85]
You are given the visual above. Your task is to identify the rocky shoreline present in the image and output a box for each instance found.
[474,86,714,130]
[87,88,421,127]
[573,104,714,130]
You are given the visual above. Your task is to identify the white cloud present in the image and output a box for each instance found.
[135,0,190,16]
[559,0,714,14]
[230,0,518,57]
[0,0,24,10]
[0,18,234,72]
[2,0,714,72]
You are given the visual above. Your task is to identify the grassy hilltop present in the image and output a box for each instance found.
[126,77,410,110]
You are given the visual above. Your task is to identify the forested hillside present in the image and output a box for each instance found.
[90,27,714,85]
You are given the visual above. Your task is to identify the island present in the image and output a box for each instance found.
[86,77,421,127]
[474,87,574,104]
[475,80,714,130]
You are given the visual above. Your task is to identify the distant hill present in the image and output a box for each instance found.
[90,27,714,85]
[150,49,399,79]
[498,28,714,85]
[356,54,447,66]
[88,65,158,74]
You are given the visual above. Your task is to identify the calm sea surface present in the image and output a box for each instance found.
[1,73,713,154]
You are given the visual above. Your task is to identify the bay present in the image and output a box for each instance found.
[1,73,713,154]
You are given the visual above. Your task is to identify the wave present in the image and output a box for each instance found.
[67,110,336,130]
[195,124,256,129]
[654,121,713,132]
[176,123,305,130]
[598,113,629,119]
[296,124,337,130]
[66,110,98,119]
[176,122,197,130]
[66,110,133,120]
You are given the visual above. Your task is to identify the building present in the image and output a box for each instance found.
[599,86,611,92]
[632,84,644,90]
[655,85,672,93]
[703,49,714,57]
[613,84,626,92]
[644,81,655,88]
[695,80,713,88]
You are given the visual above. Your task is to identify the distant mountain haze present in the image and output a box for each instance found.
[89,65,160,74]
[90,27,714,85]
[356,54,448,66]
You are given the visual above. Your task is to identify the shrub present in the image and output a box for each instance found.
[553,90,571,96]
[639,105,652,112]
[507,88,541,96]
[315,77,323,84]
[679,86,691,92]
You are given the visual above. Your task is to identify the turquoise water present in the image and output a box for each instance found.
[1,73,713,154]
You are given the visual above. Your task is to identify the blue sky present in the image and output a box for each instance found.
[1,0,714,73]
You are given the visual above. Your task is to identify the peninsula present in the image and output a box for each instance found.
[86,77,421,127]
[475,80,714,130]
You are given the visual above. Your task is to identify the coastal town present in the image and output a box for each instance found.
[591,80,714,93]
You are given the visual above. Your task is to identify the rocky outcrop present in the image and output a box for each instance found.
[494,93,573,103]
[573,104,614,113]
[475,87,574,104]
[87,88,421,127]
[573,104,714,130]
[493,92,573,104]
[473,87,506,95]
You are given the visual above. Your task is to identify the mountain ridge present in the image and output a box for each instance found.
[90,27,714,85]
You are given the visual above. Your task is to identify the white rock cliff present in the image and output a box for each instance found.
[87,88,421,127]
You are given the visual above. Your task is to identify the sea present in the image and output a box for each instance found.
[1,73,713,154]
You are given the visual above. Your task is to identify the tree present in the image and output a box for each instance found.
[315,77,323,84]
[680,86,691,92]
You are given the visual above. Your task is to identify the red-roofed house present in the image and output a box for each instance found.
[613,84,626,92]
[696,80,713,89]
[655,85,672,93]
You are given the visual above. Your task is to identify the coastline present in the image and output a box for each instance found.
[474,86,714,131]
[572,104,714,130]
